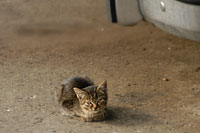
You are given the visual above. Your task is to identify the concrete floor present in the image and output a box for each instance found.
[0,0,200,133]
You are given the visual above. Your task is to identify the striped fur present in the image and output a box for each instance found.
[58,76,107,121]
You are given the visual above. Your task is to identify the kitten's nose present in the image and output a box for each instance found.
[92,104,97,110]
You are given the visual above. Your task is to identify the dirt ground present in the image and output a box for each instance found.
[0,0,200,133]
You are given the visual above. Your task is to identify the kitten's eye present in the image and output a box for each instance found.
[86,102,93,107]
[98,99,105,104]
[84,101,90,106]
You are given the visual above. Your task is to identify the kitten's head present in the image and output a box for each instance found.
[73,80,107,112]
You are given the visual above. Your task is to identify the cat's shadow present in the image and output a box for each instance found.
[104,106,157,126]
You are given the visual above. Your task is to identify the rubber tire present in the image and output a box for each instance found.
[107,0,143,25]
[115,0,143,25]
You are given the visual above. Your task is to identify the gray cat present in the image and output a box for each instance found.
[57,76,108,122]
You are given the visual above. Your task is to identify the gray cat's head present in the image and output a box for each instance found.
[73,80,107,112]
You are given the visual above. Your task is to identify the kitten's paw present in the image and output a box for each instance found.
[81,117,93,122]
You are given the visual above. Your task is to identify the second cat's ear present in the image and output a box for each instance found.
[97,80,107,92]
[73,88,87,100]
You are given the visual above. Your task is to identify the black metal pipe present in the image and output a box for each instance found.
[177,0,200,5]
[107,0,117,23]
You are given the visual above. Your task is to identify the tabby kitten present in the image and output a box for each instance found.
[58,76,108,122]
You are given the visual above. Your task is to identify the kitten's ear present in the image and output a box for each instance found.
[97,80,107,92]
[73,88,87,100]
